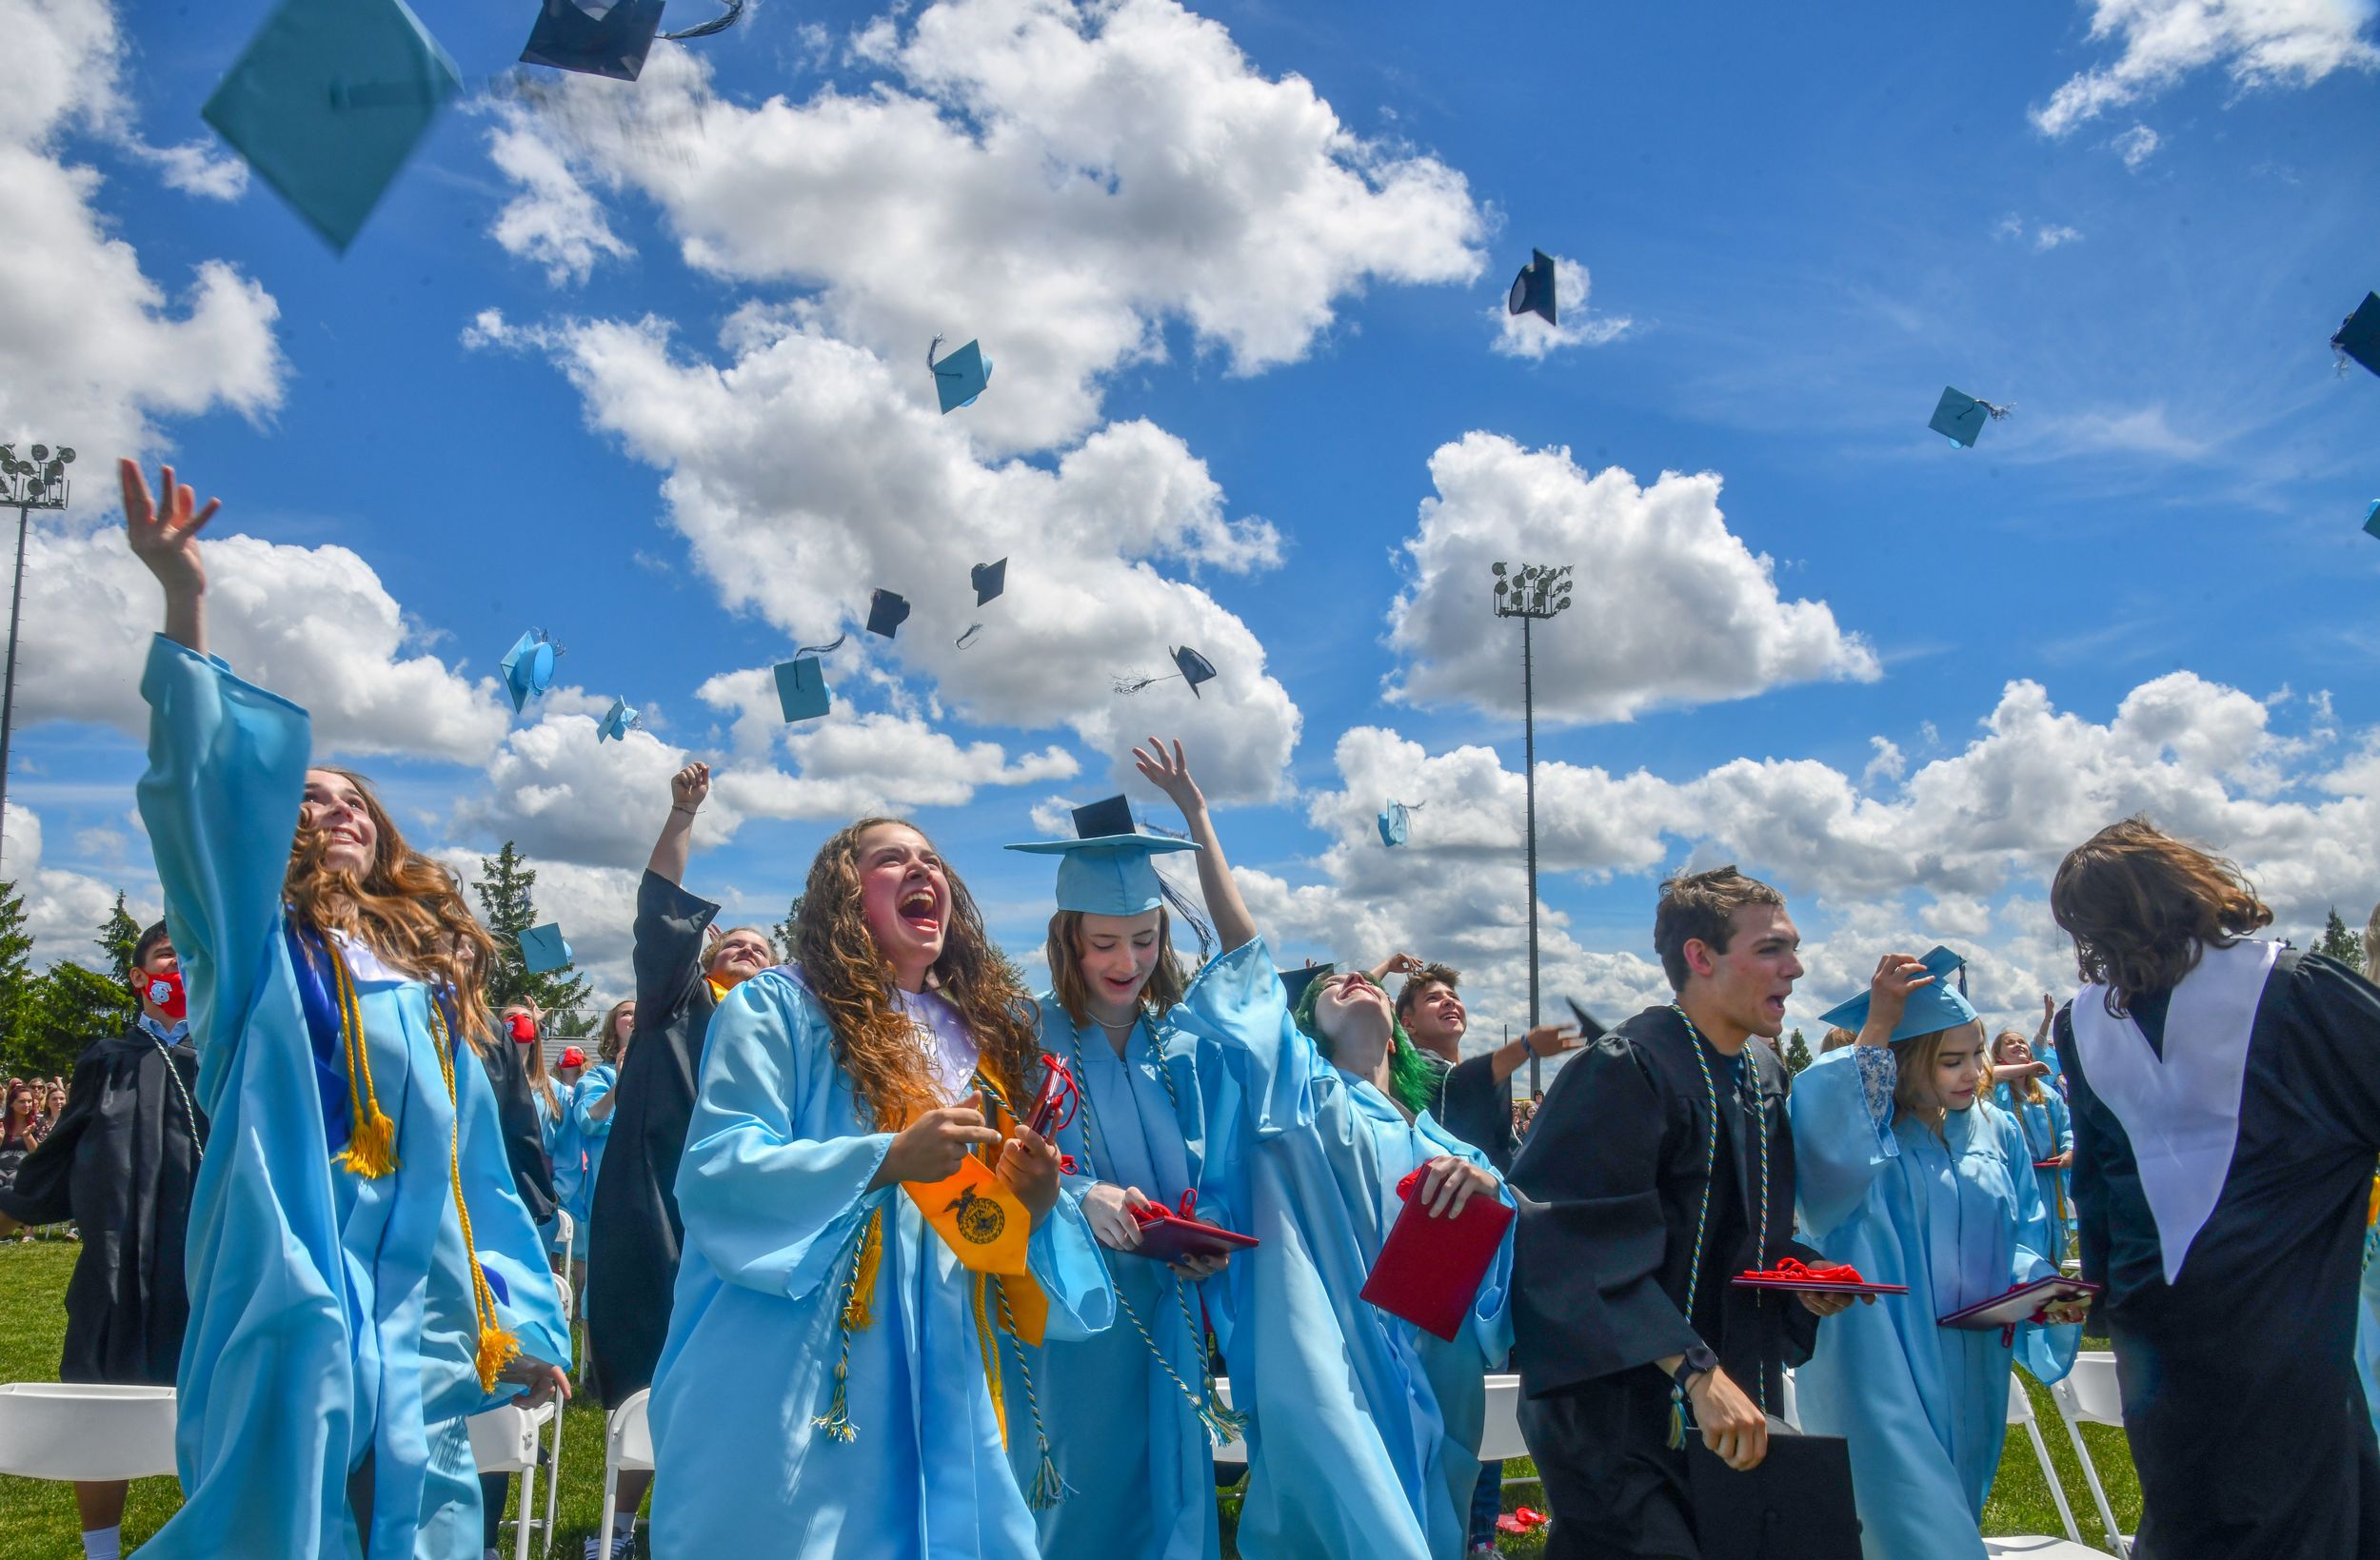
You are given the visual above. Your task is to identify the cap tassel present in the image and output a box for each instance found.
[339,1107,400,1178]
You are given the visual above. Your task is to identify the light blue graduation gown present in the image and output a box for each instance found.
[1166,939,1513,1560]
[1993,1081,2074,1262]
[134,636,567,1560]
[646,970,1114,1559]
[548,1080,583,1251]
[1792,1047,2079,1560]
[2358,1219,2380,1441]
[569,1063,617,1260]
[1006,997,1220,1560]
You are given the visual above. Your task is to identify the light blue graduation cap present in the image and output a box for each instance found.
[929,336,992,413]
[773,656,830,722]
[1929,386,2012,448]
[500,629,560,713]
[2364,500,2380,541]
[598,697,640,741]
[2334,292,2380,378]
[520,0,665,81]
[1005,795,1200,917]
[1815,945,1979,1043]
[202,0,462,252]
[518,922,573,974]
[1377,800,1421,847]
[1508,249,1557,326]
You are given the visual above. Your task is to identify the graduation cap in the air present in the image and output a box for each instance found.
[1564,997,1609,1044]
[520,0,665,80]
[929,336,993,413]
[1929,387,2013,448]
[499,629,561,713]
[2365,500,2380,542]
[773,656,831,722]
[865,589,911,640]
[1115,645,1218,698]
[973,558,1008,607]
[1377,800,1423,847]
[598,697,640,741]
[1508,249,1557,326]
[1005,794,1201,918]
[202,0,463,252]
[518,922,574,974]
[1815,945,1978,1043]
[658,0,744,40]
[1280,961,1332,1010]
[2335,292,2380,379]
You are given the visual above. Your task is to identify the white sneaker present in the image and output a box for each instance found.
[582,1530,633,1560]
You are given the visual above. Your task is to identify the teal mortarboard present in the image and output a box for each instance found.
[1005,794,1200,918]
[865,589,910,640]
[202,0,463,252]
[1508,248,1557,326]
[973,558,1007,606]
[500,629,560,713]
[1280,961,1332,1009]
[929,336,992,413]
[1377,800,1419,847]
[1929,386,2013,448]
[773,656,830,722]
[598,696,640,741]
[520,0,665,80]
[1815,945,1979,1042]
[2335,292,2380,379]
[2364,500,2380,541]
[518,922,573,974]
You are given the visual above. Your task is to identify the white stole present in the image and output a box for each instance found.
[2071,937,2280,1284]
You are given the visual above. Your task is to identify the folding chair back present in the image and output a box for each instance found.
[599,1389,658,1550]
[0,1383,177,1481]
[2048,1354,2132,1557]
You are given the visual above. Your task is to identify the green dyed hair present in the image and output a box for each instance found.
[1291,968,1439,1120]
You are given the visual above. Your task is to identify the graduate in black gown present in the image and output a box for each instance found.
[2050,818,2380,1559]
[1509,868,1850,1559]
[0,920,205,1560]
[581,761,776,1560]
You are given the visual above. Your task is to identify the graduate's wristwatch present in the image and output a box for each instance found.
[1672,1345,1720,1394]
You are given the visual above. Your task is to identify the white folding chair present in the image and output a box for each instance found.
[1481,1372,1542,1491]
[2049,1353,2133,1557]
[1210,1378,1245,1466]
[1980,1374,2102,1558]
[0,1383,177,1481]
[469,1397,564,1560]
[598,1388,656,1554]
[1775,1369,1800,1432]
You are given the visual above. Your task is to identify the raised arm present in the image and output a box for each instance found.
[123,459,220,655]
[645,762,708,886]
[1132,736,1256,955]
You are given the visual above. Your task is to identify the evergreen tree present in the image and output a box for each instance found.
[772,895,804,959]
[474,841,592,1033]
[20,962,126,1076]
[2316,907,2365,969]
[0,880,31,1062]
[99,892,144,987]
[1783,1026,1814,1075]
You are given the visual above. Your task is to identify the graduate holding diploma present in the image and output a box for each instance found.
[119,462,568,1560]
[645,818,1112,1560]
[1793,949,2081,1560]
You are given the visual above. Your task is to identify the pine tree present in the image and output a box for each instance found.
[0,880,31,1063]
[1783,1027,1814,1075]
[20,963,126,1076]
[99,892,144,987]
[474,841,592,1033]
[2316,907,2366,969]
[771,895,803,959]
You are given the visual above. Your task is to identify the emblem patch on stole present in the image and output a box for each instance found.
[947,1185,1008,1245]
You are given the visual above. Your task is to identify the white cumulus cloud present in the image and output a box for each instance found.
[2032,0,2378,137]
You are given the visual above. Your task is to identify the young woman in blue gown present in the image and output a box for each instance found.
[1989,1017,2074,1263]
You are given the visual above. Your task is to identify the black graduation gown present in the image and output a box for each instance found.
[1507,1006,1818,1559]
[0,1028,206,1384]
[2055,948,2380,1560]
[1427,1050,1519,1174]
[480,1026,558,1227]
[585,870,720,1409]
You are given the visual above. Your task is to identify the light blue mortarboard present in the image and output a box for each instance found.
[598,697,640,741]
[929,337,992,412]
[202,0,462,252]
[520,0,666,81]
[518,922,573,974]
[1815,945,1980,1043]
[1929,386,2012,448]
[2362,500,2380,542]
[1006,795,1200,918]
[773,657,830,722]
[500,629,559,713]
[1508,249,1557,326]
[1377,800,1417,847]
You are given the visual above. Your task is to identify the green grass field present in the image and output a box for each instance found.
[0,1240,2140,1557]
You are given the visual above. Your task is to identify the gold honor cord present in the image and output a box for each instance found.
[426,1001,523,1392]
[327,941,398,1177]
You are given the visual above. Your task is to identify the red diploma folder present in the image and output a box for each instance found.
[1732,1256,1907,1297]
[1359,1165,1514,1341]
[1937,1275,2101,1331]
[2033,1158,2065,1171]
[1124,1192,1259,1263]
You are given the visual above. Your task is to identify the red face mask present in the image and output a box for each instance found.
[142,970,188,1021]
[507,1013,538,1044]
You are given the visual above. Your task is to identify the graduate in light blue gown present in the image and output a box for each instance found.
[1989,1021,2074,1263]
[119,461,569,1560]
[1002,740,1254,1560]
[1166,937,1514,1560]
[646,816,1112,1560]
[1795,948,2083,1560]
[568,1019,627,1273]
[2357,1175,2380,1442]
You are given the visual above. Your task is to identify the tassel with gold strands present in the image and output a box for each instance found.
[813,1209,885,1443]
[327,939,399,1177]
[427,1000,521,1392]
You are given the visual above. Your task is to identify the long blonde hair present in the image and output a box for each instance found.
[289,766,496,1051]
[1893,1026,1968,1139]
[796,818,1039,1133]
[1043,908,1188,1028]
[597,1000,636,1066]
[1992,1028,2044,1104]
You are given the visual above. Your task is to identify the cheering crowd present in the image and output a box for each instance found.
[2,458,2375,1560]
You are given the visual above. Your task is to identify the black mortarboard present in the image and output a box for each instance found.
[1508,248,1557,326]
[2334,292,2380,378]
[1070,795,1136,839]
[1564,998,1609,1043]
[973,558,1007,607]
[865,589,911,640]
[1280,962,1332,1009]
[1172,645,1216,698]
[520,0,664,80]
[1686,1436,1861,1560]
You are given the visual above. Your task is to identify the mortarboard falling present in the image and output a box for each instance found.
[1377,800,1422,847]
[774,657,831,722]
[518,922,574,974]
[520,0,666,81]
[203,0,463,252]
[929,337,993,413]
[1114,645,1218,699]
[598,697,641,741]
[973,558,1008,606]
[865,589,911,640]
[2334,293,2380,379]
[1508,249,1557,326]
[2363,500,2380,542]
[659,0,746,39]
[1928,386,2013,448]
[499,628,561,713]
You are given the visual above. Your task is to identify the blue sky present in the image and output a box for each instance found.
[4,0,2376,1044]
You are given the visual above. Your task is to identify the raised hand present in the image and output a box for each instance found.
[1131,735,1206,819]
[670,761,710,812]
[1860,953,1934,1042]
[1524,1022,1584,1058]
[121,459,221,652]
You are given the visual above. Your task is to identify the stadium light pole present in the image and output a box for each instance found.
[1492,560,1572,1097]
[0,444,73,872]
